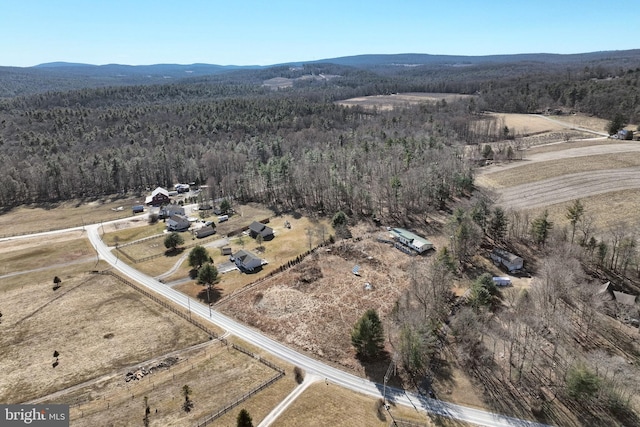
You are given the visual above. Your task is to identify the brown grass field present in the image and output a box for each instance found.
[517,188,640,238]
[0,270,209,404]
[473,116,640,236]
[337,92,474,110]
[0,232,95,276]
[0,196,146,237]
[274,381,472,427]
[66,341,296,427]
[217,226,452,374]
[476,152,640,189]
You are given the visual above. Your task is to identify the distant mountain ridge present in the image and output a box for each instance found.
[1,49,639,98]
[32,49,640,71]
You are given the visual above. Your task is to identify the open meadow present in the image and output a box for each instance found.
[0,270,209,404]
[0,196,146,238]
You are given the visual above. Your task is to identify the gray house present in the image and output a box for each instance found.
[232,249,263,272]
[490,248,524,272]
[166,214,190,232]
[160,204,185,219]
[248,221,274,240]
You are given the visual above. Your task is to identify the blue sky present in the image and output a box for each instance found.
[2,0,638,67]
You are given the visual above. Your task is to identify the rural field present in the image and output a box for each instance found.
[0,270,209,404]
[273,380,472,427]
[475,114,640,237]
[65,340,296,427]
[337,92,474,110]
[0,196,145,238]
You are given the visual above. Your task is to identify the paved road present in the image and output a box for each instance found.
[85,221,552,427]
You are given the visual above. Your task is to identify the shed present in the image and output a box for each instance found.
[132,205,144,214]
[220,247,232,256]
[195,225,216,239]
[490,248,524,272]
[492,276,512,287]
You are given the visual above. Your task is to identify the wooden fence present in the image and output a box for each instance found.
[194,371,284,427]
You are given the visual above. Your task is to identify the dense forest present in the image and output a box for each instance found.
[1,51,639,213]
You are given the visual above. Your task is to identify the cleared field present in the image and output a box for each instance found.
[0,271,209,403]
[67,342,295,427]
[0,196,143,237]
[337,92,474,110]
[476,152,640,189]
[219,228,452,377]
[0,232,95,276]
[519,188,640,238]
[495,167,640,211]
[485,113,566,135]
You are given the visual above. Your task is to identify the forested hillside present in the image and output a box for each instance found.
[1,51,639,213]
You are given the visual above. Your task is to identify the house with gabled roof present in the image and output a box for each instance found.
[232,249,264,272]
[166,214,190,232]
[490,248,524,272]
[248,221,274,240]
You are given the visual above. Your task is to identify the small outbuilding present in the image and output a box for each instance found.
[492,276,512,287]
[490,248,524,272]
[194,225,216,239]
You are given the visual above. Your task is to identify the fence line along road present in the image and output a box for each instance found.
[85,222,552,427]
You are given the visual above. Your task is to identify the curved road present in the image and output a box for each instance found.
[83,221,550,427]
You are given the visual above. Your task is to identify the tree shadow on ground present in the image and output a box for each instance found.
[165,247,185,257]
[358,350,405,405]
[196,285,222,304]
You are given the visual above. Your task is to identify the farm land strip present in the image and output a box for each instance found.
[336,92,475,110]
